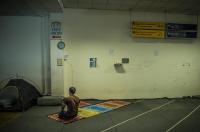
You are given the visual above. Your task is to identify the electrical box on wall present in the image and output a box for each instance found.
[122,58,129,64]
[90,58,97,68]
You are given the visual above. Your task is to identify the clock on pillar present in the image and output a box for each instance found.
[57,41,65,49]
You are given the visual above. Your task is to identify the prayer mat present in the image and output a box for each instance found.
[48,113,84,124]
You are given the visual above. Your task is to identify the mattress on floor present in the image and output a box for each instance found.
[37,96,62,106]
[37,96,92,106]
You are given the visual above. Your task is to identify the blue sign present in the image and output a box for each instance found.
[167,23,197,31]
[167,23,197,38]
[167,32,197,38]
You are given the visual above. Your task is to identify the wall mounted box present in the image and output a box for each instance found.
[122,58,129,64]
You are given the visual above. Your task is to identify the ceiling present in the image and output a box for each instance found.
[0,0,62,16]
[0,0,199,16]
[63,0,200,14]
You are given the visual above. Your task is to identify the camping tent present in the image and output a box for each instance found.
[0,79,41,111]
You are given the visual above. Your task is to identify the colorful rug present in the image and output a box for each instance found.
[47,113,84,124]
[96,100,130,109]
[48,100,130,124]
[79,101,91,107]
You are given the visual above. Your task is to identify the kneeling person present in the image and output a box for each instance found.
[59,87,80,119]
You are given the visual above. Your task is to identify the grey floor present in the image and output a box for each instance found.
[1,98,200,132]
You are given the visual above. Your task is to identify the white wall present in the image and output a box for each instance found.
[51,9,200,99]
[0,16,50,93]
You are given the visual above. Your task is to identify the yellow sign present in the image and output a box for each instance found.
[132,29,165,38]
[133,21,165,30]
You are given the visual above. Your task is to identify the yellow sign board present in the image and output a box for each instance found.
[132,29,165,38]
[133,21,165,30]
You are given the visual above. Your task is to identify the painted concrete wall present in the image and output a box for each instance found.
[0,16,50,93]
[51,9,200,99]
